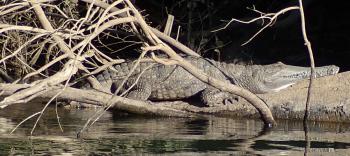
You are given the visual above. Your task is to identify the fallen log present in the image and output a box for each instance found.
[0,71,349,122]
[0,84,191,118]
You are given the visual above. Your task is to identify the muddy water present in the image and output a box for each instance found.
[0,103,350,155]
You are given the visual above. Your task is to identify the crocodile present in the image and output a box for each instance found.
[85,57,339,106]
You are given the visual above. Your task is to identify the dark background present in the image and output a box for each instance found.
[135,0,350,71]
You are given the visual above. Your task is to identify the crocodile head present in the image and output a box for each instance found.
[231,62,339,94]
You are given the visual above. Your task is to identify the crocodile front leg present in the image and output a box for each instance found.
[200,87,238,107]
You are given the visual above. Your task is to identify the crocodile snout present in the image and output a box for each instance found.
[327,65,340,75]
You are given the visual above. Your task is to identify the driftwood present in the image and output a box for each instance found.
[0,83,191,118]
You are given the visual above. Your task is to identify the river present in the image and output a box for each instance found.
[0,102,349,155]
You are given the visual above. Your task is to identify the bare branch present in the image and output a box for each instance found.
[298,0,316,122]
[212,6,299,45]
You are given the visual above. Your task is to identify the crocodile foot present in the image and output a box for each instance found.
[223,96,239,105]
[206,95,239,107]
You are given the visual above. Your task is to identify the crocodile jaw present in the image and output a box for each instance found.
[258,64,339,93]
[269,82,296,92]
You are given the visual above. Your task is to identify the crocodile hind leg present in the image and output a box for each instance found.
[126,81,152,101]
[201,88,239,107]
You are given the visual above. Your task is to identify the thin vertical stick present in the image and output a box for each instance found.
[299,0,314,155]
[299,0,315,122]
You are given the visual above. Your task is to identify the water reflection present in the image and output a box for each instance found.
[0,103,349,155]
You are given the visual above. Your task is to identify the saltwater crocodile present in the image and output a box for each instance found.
[85,57,339,106]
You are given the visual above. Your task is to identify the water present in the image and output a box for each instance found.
[0,103,350,155]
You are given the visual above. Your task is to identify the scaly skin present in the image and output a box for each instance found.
[86,57,339,106]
